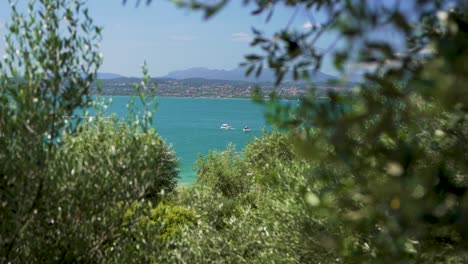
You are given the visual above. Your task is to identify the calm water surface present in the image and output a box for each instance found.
[105,97,271,184]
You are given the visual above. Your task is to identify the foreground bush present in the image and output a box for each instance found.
[6,117,178,262]
[140,132,338,263]
[0,0,102,261]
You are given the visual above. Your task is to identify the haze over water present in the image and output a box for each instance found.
[105,96,270,184]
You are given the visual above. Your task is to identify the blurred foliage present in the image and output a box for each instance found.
[0,1,178,262]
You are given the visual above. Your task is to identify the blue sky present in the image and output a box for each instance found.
[0,0,426,78]
[0,0,338,77]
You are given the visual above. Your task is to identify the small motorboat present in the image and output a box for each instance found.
[243,126,251,132]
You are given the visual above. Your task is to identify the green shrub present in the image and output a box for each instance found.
[163,158,336,263]
[244,131,297,171]
[161,133,338,263]
[195,144,251,198]
[101,199,195,263]
[149,202,196,242]
[56,117,178,202]
[30,117,178,261]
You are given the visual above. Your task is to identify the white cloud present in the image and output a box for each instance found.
[303,21,322,29]
[169,35,196,42]
[231,32,251,42]
[0,21,5,30]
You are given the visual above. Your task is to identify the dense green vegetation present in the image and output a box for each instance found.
[1,0,467,263]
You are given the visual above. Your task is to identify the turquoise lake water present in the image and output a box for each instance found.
[104,97,272,184]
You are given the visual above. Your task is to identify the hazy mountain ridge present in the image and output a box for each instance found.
[97,66,360,83]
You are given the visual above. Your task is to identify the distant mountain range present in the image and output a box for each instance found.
[97,67,339,83]
[161,67,336,83]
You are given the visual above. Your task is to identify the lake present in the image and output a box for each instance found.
[103,96,272,184]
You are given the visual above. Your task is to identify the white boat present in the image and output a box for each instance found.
[220,123,232,130]
[243,126,251,132]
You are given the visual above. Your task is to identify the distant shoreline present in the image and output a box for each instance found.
[91,94,332,101]
[96,95,253,99]
[93,77,353,99]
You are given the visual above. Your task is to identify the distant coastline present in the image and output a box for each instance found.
[93,77,355,99]
[95,95,307,101]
